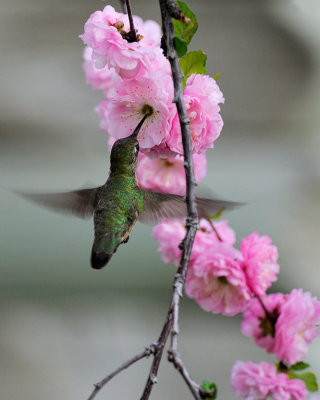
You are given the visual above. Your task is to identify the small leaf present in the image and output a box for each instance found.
[174,37,188,58]
[173,1,198,46]
[291,362,310,371]
[179,50,207,87]
[297,372,318,392]
[201,380,218,399]
[287,371,318,392]
[212,73,221,81]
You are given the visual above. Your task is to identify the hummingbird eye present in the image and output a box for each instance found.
[135,143,139,153]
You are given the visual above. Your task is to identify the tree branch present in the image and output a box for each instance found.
[87,344,157,400]
[87,2,208,399]
[140,1,202,399]
[124,0,138,42]
[164,0,187,22]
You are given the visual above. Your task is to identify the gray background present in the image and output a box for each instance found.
[1,0,320,398]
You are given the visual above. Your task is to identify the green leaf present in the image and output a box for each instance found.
[291,362,310,371]
[179,50,207,87]
[201,380,218,399]
[212,72,221,81]
[173,1,198,46]
[287,371,318,392]
[174,37,188,58]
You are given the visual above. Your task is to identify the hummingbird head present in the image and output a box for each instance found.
[110,114,149,174]
[110,135,140,174]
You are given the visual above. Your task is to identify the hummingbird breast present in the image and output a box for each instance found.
[91,173,144,268]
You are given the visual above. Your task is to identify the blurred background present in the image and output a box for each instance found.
[1,0,320,398]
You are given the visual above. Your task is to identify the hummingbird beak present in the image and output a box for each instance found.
[130,114,149,139]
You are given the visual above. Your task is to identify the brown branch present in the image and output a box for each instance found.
[88,1,207,399]
[165,0,187,22]
[206,218,223,242]
[124,0,138,42]
[256,295,278,338]
[87,344,157,400]
[168,288,208,400]
[140,1,201,399]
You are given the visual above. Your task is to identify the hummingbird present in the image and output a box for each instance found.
[19,114,239,269]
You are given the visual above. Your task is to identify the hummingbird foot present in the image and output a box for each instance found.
[122,236,130,244]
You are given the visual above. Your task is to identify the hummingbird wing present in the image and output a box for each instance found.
[139,192,241,224]
[15,187,99,219]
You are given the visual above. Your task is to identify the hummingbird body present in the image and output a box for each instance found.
[18,115,241,270]
[92,167,144,268]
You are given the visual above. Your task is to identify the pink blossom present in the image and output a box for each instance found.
[152,219,236,268]
[208,220,236,245]
[185,243,251,316]
[133,17,162,48]
[152,220,185,266]
[141,141,177,159]
[82,47,120,93]
[167,74,224,154]
[241,289,320,365]
[80,5,158,79]
[241,232,280,296]
[241,293,286,353]
[274,288,320,365]
[99,70,175,150]
[136,153,207,195]
[189,219,236,262]
[231,361,307,400]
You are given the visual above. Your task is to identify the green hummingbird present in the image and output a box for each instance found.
[19,115,239,269]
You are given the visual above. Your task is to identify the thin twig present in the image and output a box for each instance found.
[256,295,278,337]
[206,218,223,242]
[88,1,207,398]
[140,1,200,399]
[124,0,138,42]
[168,349,213,399]
[87,344,157,400]
[168,288,203,400]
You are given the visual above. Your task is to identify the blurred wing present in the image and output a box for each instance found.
[139,191,241,224]
[139,193,187,224]
[15,187,99,219]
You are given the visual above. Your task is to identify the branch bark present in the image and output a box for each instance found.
[88,1,213,399]
[124,0,138,42]
[87,344,157,400]
[140,1,204,399]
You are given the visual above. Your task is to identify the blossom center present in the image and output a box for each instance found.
[141,103,154,117]
[217,276,228,285]
[163,159,175,167]
[258,307,279,338]
[110,21,143,43]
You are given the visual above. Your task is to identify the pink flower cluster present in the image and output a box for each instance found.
[241,232,279,297]
[231,361,308,400]
[241,289,320,365]
[153,220,280,316]
[136,153,207,195]
[81,7,320,398]
[80,5,224,194]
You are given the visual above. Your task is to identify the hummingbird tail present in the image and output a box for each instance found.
[91,248,112,269]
